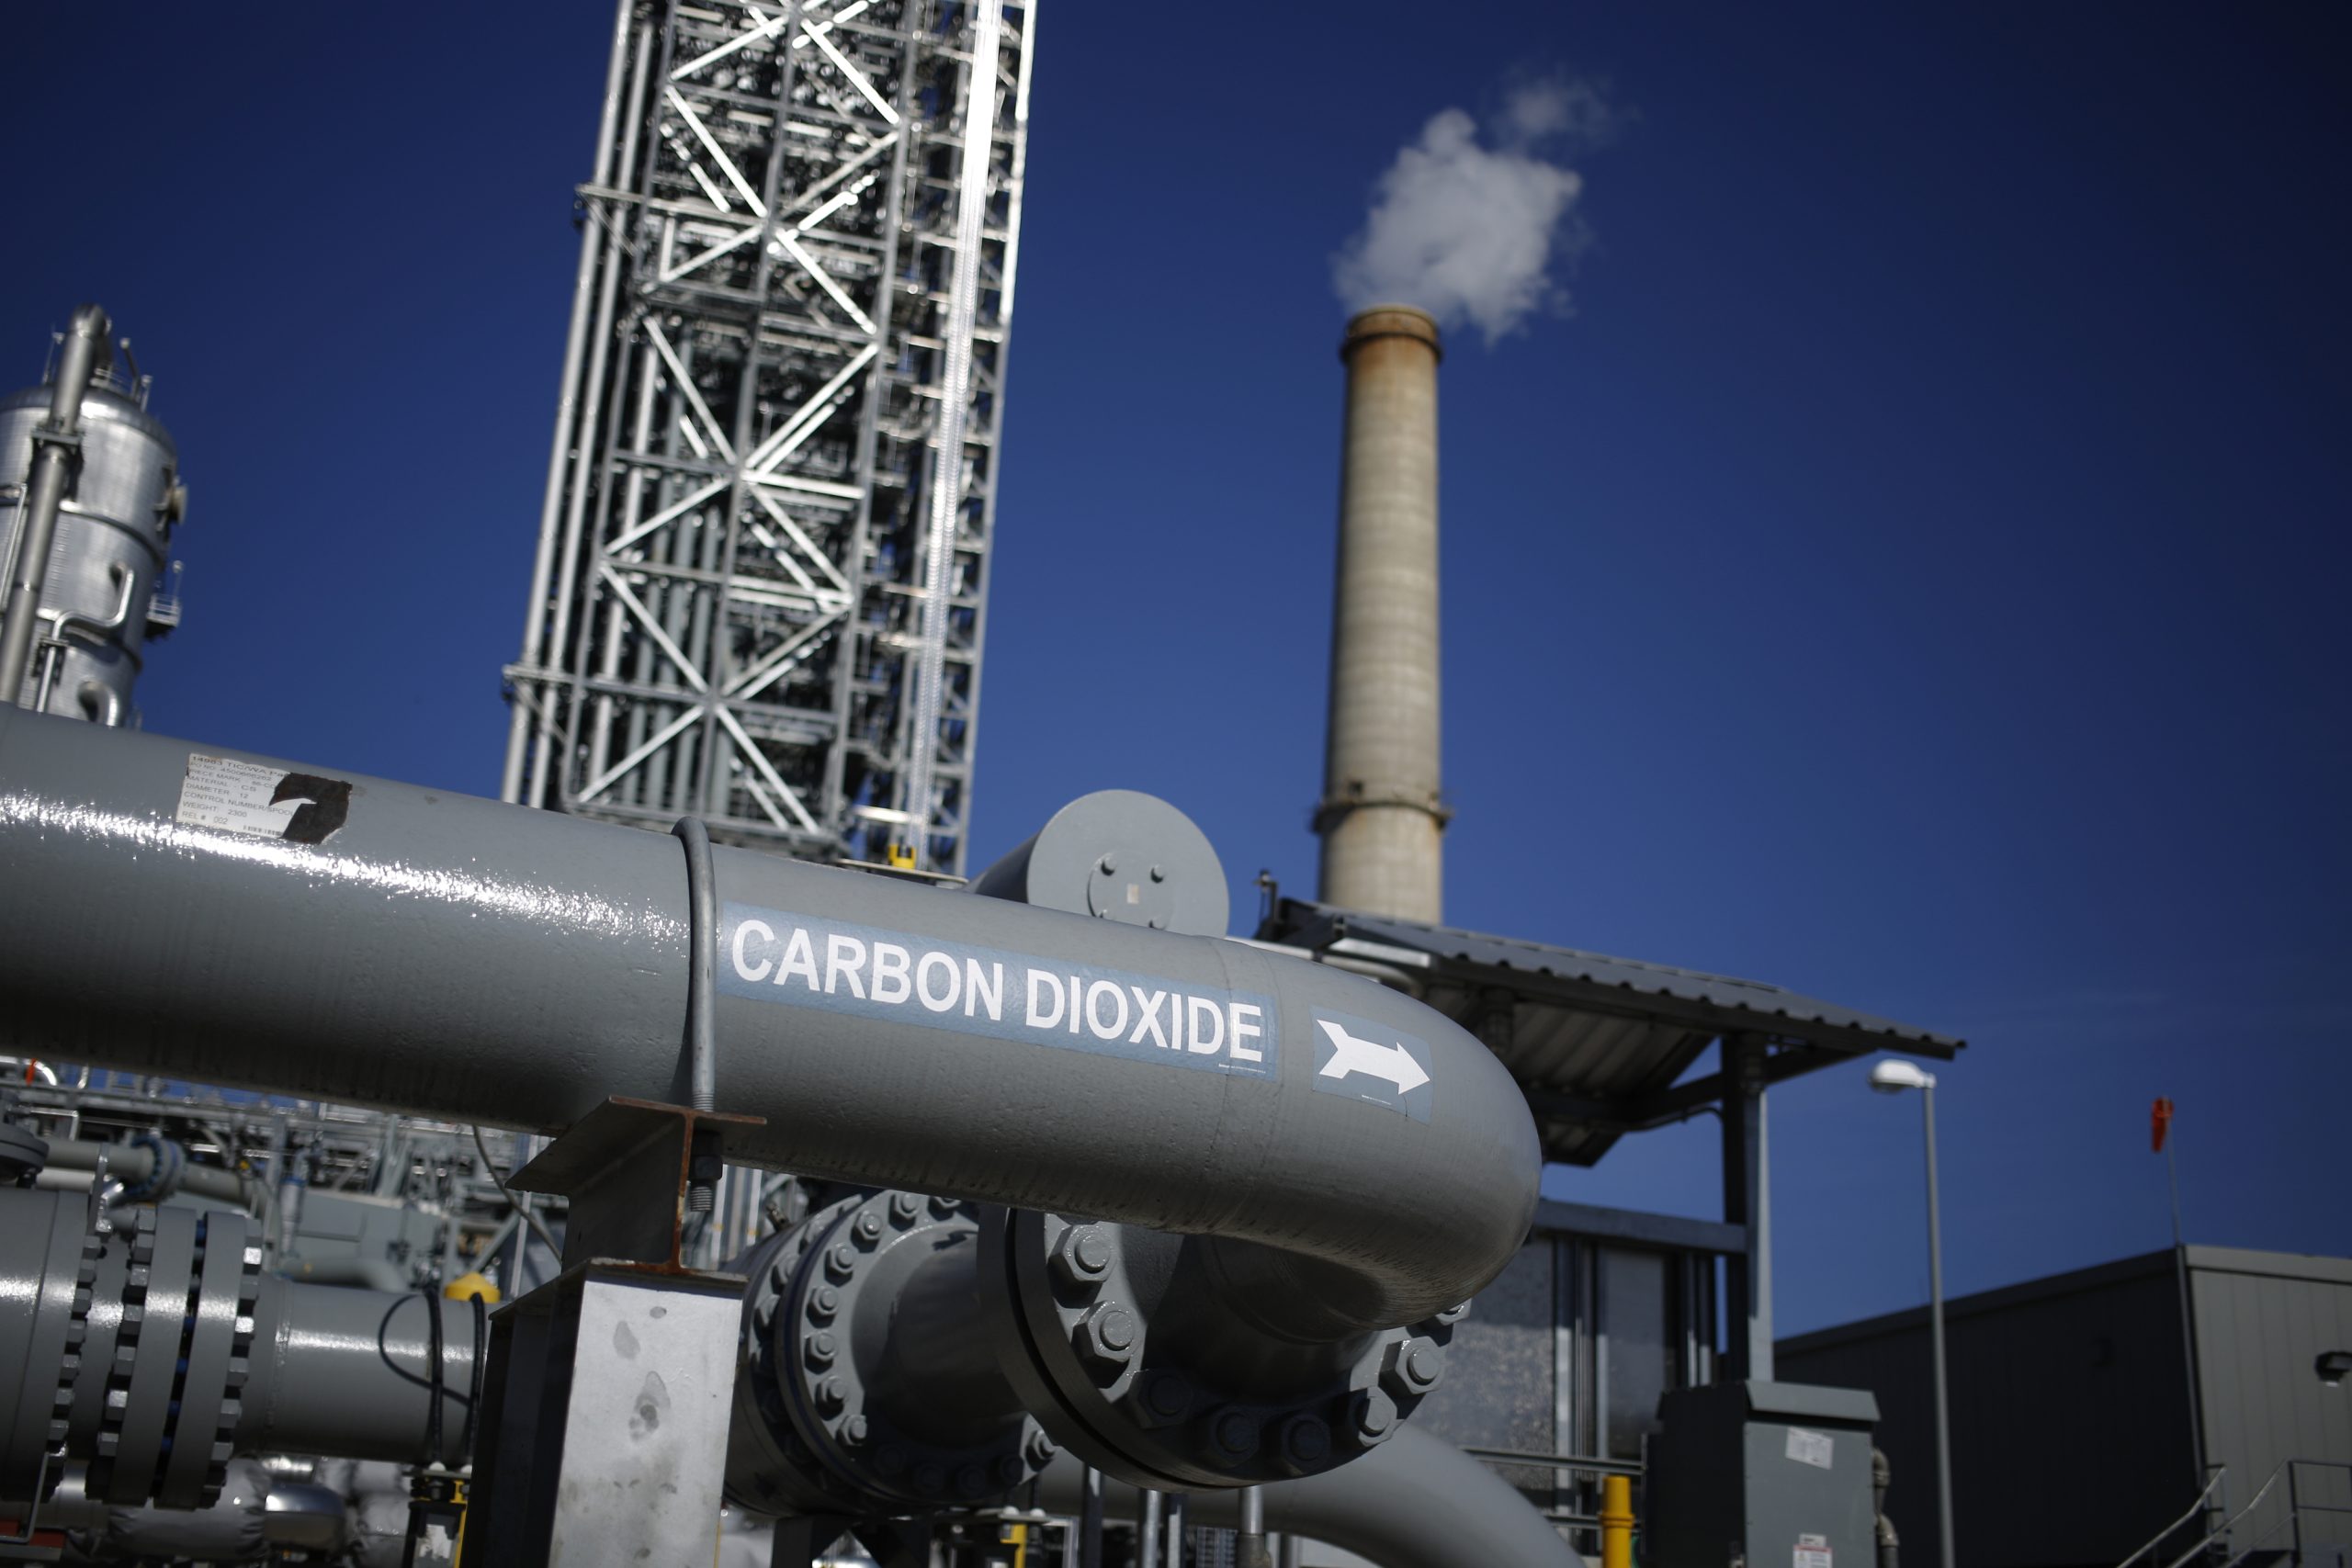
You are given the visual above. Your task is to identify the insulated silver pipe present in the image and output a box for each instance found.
[0,305,110,706]
[0,710,1538,1333]
[240,1280,481,1468]
[38,1134,252,1207]
[1317,305,1447,924]
[1040,1425,1576,1568]
[1238,1484,1272,1568]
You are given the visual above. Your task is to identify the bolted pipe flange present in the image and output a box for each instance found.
[728,1190,1055,1517]
[975,1207,1462,1492]
[1,1192,266,1512]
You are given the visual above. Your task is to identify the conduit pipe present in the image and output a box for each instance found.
[1036,1424,1577,1568]
[0,305,109,705]
[0,709,1539,1337]
[36,1134,253,1207]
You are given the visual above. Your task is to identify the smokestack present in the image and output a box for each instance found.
[1316,304,1448,923]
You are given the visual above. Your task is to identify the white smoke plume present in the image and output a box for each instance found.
[1333,78,1616,344]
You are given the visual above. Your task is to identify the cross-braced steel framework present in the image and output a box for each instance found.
[503,0,1032,872]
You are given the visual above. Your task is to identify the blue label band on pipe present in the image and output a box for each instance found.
[718,902,1280,1080]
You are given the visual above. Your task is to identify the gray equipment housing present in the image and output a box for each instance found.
[1646,1382,1883,1568]
[0,321,186,723]
[967,788,1231,937]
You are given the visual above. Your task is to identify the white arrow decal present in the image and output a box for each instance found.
[1315,1019,1430,1095]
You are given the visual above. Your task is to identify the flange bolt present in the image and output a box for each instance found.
[841,1414,869,1444]
[1207,1408,1261,1463]
[1023,1427,1059,1468]
[1280,1415,1332,1470]
[889,1192,922,1224]
[807,1285,840,1323]
[1379,1336,1443,1400]
[854,1212,882,1244]
[1050,1224,1114,1288]
[1351,1388,1398,1447]
[1142,1371,1194,1422]
[825,1243,857,1281]
[815,1375,846,1414]
[805,1331,837,1369]
[1075,1303,1139,1370]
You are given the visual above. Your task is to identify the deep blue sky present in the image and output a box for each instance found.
[6,5,2345,1335]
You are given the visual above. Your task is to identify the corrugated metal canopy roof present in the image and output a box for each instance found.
[1256,899,1962,1167]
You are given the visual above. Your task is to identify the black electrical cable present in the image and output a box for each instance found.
[422,1288,444,1469]
[468,1123,561,1258]
[458,1292,486,1462]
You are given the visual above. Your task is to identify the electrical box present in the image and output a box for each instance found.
[1645,1381,1881,1568]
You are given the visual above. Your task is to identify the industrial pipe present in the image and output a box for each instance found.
[0,305,109,706]
[277,1254,413,1292]
[241,1277,481,1465]
[0,1187,479,1510]
[36,1134,253,1207]
[0,708,1538,1338]
[1037,1424,1577,1568]
[9,1458,353,1562]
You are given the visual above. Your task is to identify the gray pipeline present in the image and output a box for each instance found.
[40,1134,253,1206]
[1035,1425,1577,1568]
[0,709,1539,1334]
[243,1277,482,1466]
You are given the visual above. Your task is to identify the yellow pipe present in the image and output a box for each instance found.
[1601,1473,1634,1568]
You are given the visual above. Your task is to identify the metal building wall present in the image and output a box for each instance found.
[2188,1248,2352,1559]
[502,0,1034,872]
[1781,1247,2352,1568]
[1412,1201,1730,1545]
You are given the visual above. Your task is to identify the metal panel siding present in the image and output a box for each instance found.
[1781,1267,2193,1568]
[2190,1260,2352,1555]
[1414,1240,1558,1498]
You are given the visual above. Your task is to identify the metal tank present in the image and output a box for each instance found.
[0,308,187,725]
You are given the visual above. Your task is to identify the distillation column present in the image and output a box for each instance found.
[1316,305,1447,924]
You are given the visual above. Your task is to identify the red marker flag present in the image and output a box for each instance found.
[2151,1096,2174,1153]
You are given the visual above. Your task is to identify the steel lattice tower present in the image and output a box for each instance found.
[503,0,1033,872]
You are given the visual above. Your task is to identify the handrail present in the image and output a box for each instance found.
[2112,1471,2226,1568]
[2159,1467,2278,1568]
[1459,1446,1645,1478]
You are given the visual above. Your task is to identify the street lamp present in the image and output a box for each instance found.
[1870,1058,1956,1568]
